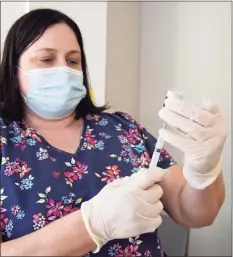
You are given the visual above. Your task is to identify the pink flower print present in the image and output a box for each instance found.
[86,114,101,121]
[128,245,142,256]
[140,152,150,168]
[128,151,135,158]
[9,123,41,150]
[144,250,151,257]
[24,127,42,143]
[64,158,88,186]
[4,160,31,178]
[13,162,32,179]
[124,128,141,145]
[101,165,120,183]
[45,199,63,220]
[120,150,127,157]
[33,213,43,223]
[118,135,128,144]
[11,205,20,215]
[64,171,79,184]
[72,162,88,180]
[4,161,18,176]
[85,130,97,145]
[0,213,9,229]
[0,205,7,213]
[62,205,78,216]
[99,132,111,139]
[52,171,60,178]
[108,243,122,256]
[19,144,27,151]
[122,144,133,155]
[101,173,114,184]
[33,213,47,230]
[120,112,144,130]
[161,148,171,159]
[117,244,142,257]
[131,157,140,167]
[50,157,57,162]
[4,165,14,176]
[64,160,88,186]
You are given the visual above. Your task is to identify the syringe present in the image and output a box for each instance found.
[150,89,184,169]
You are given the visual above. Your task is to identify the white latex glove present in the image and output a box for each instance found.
[81,167,166,253]
[158,95,228,189]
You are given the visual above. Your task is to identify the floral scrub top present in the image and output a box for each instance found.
[0,112,175,257]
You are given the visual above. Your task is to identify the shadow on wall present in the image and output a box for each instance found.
[158,214,189,257]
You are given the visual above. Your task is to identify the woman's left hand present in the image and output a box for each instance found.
[158,95,228,189]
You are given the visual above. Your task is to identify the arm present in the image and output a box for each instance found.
[1,210,96,256]
[159,164,225,228]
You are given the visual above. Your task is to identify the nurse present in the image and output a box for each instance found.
[0,8,227,257]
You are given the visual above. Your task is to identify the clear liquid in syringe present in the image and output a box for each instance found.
[149,88,184,169]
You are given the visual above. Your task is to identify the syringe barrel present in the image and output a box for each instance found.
[150,88,184,169]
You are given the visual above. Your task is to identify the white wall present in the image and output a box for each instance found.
[1,1,29,56]
[140,2,231,256]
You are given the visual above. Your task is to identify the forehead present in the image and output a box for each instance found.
[26,23,81,53]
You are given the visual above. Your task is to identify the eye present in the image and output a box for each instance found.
[40,58,53,63]
[68,59,79,65]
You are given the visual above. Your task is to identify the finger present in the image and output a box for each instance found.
[164,97,215,127]
[139,200,164,219]
[145,215,163,233]
[159,108,215,141]
[139,215,163,234]
[159,128,195,152]
[136,184,163,204]
[200,97,220,115]
[134,167,168,190]
[108,178,124,187]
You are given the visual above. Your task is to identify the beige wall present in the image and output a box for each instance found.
[105,2,141,119]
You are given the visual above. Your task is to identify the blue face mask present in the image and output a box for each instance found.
[18,66,87,120]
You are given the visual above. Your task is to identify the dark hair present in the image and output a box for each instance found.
[0,8,108,122]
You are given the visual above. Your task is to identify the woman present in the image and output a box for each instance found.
[0,9,227,257]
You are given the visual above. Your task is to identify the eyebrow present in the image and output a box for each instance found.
[34,48,81,54]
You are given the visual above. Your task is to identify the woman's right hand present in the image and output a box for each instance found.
[81,167,166,253]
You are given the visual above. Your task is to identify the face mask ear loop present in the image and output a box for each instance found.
[17,66,27,76]
[17,66,27,99]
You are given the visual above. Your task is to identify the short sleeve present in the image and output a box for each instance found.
[114,112,176,170]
